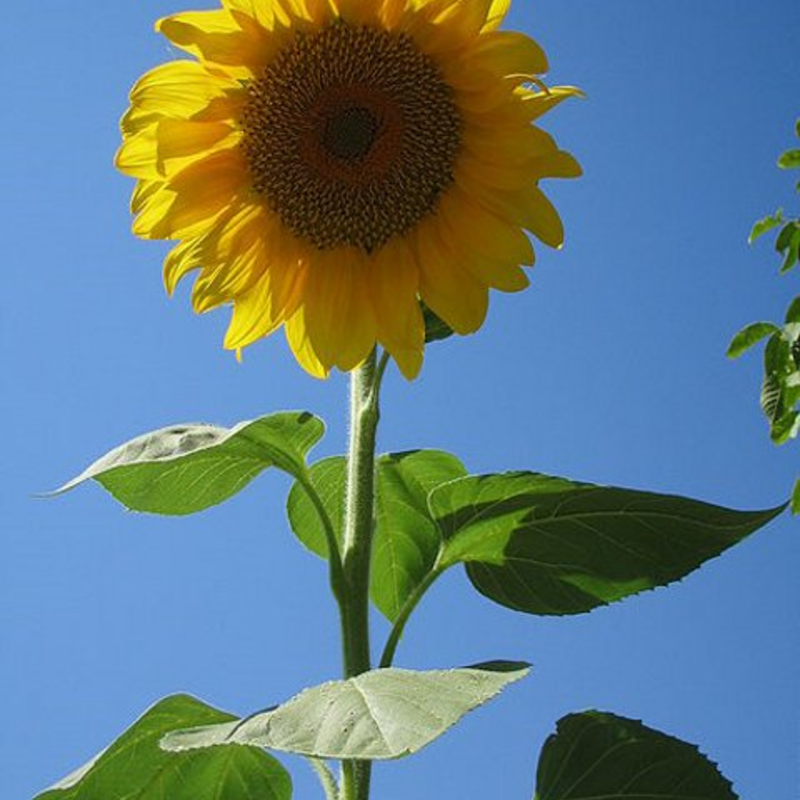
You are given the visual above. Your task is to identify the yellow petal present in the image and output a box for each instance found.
[285,305,329,378]
[134,148,247,240]
[302,249,376,372]
[157,10,272,69]
[484,0,511,31]
[414,218,489,334]
[369,236,425,379]
[163,238,204,295]
[439,185,534,269]
[122,61,242,136]
[469,30,548,76]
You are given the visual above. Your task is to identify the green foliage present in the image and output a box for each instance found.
[51,413,324,515]
[421,302,455,343]
[36,695,291,800]
[291,458,782,620]
[534,711,736,800]
[287,456,346,557]
[748,209,784,244]
[161,663,529,761]
[431,472,783,615]
[288,450,465,621]
[731,117,800,466]
[726,321,780,358]
[372,450,466,620]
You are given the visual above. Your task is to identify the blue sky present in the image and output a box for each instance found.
[2,2,799,799]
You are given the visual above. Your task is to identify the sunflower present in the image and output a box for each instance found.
[117,0,581,379]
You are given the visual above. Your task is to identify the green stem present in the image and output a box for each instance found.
[379,567,444,669]
[340,350,382,800]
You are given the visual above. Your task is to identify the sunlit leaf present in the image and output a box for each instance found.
[35,695,291,800]
[778,148,800,169]
[535,711,737,800]
[372,450,466,620]
[163,662,529,761]
[50,412,324,515]
[748,209,782,243]
[726,321,780,358]
[431,472,784,615]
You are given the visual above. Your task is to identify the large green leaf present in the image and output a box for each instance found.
[163,662,529,761]
[535,711,736,800]
[35,695,291,800]
[286,456,346,557]
[431,472,784,615]
[372,450,466,621]
[51,412,324,515]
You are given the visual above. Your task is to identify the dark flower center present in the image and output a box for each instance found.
[240,22,462,253]
[322,106,380,162]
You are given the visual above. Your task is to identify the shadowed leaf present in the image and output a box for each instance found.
[431,472,784,615]
[535,710,737,800]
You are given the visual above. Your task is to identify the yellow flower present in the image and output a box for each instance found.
[117,0,581,379]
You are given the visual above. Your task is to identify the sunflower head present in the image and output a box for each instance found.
[116,0,582,379]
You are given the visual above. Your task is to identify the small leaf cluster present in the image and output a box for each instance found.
[728,119,800,508]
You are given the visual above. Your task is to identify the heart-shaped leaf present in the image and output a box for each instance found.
[51,412,324,515]
[34,694,291,800]
[372,450,466,621]
[535,711,737,800]
[163,662,529,761]
[431,472,784,615]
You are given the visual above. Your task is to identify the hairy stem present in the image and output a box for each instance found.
[340,351,382,800]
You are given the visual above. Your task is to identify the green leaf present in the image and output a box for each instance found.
[535,711,737,800]
[162,662,529,761]
[784,296,800,323]
[431,472,784,616]
[748,209,782,243]
[776,219,800,250]
[422,303,455,344]
[791,479,800,514]
[287,450,465,620]
[779,225,800,273]
[35,695,291,800]
[778,148,800,169]
[372,450,467,621]
[51,412,324,515]
[726,321,780,358]
[286,456,346,558]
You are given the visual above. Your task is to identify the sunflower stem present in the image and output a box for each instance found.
[340,350,382,800]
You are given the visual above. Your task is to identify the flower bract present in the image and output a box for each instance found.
[117,0,582,378]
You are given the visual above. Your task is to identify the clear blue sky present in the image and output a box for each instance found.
[2,2,799,799]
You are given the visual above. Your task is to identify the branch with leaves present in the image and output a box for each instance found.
[728,119,800,508]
